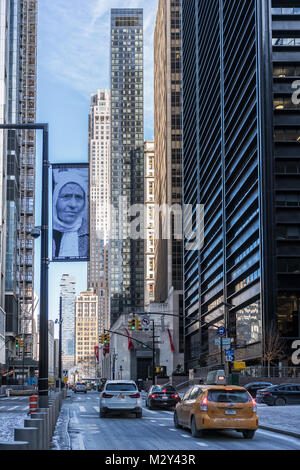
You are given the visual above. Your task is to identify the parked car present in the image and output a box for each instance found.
[244,382,273,398]
[74,383,87,394]
[174,384,258,439]
[256,384,300,406]
[99,380,142,418]
[146,385,180,410]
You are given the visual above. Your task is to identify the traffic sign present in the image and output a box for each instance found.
[142,317,150,329]
[233,361,246,370]
[217,326,226,337]
[225,349,235,361]
[215,337,231,350]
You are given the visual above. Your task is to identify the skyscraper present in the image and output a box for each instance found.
[154,0,183,304]
[144,140,155,307]
[88,89,111,336]
[110,9,144,325]
[60,274,76,372]
[75,289,98,379]
[181,0,300,371]
[153,0,184,356]
[0,0,38,369]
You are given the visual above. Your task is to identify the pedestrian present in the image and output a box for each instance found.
[52,171,89,259]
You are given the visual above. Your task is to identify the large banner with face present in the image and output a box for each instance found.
[52,163,89,262]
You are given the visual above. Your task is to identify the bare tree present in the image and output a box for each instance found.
[263,321,285,377]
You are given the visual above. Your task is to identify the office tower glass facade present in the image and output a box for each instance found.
[110,9,144,325]
[181,0,300,371]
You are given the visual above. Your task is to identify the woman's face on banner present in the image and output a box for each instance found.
[56,182,85,224]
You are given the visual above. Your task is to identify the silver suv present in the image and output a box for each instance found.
[99,380,142,418]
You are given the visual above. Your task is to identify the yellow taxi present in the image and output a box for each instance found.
[174,379,258,439]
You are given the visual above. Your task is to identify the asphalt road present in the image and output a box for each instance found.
[57,391,300,451]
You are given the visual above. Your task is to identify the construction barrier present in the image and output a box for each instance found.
[28,394,38,415]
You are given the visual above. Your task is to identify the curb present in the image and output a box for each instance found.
[259,425,300,440]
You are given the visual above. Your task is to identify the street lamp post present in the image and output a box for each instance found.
[0,123,49,408]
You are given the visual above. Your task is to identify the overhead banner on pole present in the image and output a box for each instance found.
[52,163,89,262]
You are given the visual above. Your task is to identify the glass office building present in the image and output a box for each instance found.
[182,1,300,371]
[110,9,144,325]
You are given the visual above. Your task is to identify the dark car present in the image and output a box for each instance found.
[244,382,273,398]
[146,385,180,410]
[256,383,300,406]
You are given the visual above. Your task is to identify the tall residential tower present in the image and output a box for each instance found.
[110,9,144,325]
[88,89,111,336]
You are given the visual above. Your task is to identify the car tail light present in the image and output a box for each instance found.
[102,392,113,399]
[251,398,257,412]
[129,392,140,398]
[200,396,208,411]
[150,394,158,398]
[261,391,270,395]
[172,394,179,398]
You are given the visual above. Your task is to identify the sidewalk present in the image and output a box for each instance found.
[257,404,300,438]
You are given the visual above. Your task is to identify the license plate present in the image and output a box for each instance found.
[118,395,125,399]
[225,410,236,415]
[162,396,168,400]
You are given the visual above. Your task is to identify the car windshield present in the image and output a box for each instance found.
[105,383,137,392]
[208,389,251,403]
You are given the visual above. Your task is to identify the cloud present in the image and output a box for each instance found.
[38,0,158,137]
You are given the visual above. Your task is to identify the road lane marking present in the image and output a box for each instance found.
[79,406,86,412]
[94,406,99,412]
[196,442,209,447]
[180,434,190,438]
[8,406,18,410]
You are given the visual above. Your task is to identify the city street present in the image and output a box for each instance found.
[51,391,300,451]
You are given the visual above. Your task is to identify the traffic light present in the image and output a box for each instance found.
[128,317,136,330]
[15,338,19,348]
[19,339,23,348]
[135,318,142,330]
[99,334,105,344]
[104,334,110,345]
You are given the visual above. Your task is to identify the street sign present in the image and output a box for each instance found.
[225,349,235,362]
[215,337,231,349]
[217,326,226,337]
[142,317,150,329]
[233,361,246,370]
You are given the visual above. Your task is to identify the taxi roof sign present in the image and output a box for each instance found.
[205,369,226,385]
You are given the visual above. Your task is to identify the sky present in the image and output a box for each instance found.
[35,0,159,336]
